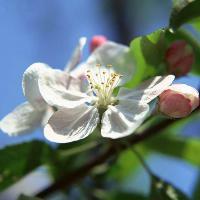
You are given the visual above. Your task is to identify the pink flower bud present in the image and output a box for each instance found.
[90,35,107,52]
[165,40,195,77]
[158,84,199,118]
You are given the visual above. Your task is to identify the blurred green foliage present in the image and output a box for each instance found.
[0,141,53,191]
[150,176,189,200]
[170,0,200,31]
[17,194,43,200]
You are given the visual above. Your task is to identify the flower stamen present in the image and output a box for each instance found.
[86,64,122,108]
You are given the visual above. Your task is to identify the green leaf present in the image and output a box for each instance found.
[107,147,148,181]
[169,0,200,31]
[144,135,200,166]
[0,140,53,191]
[128,29,166,88]
[165,29,200,75]
[150,176,189,200]
[106,191,147,200]
[107,149,139,180]
[190,17,200,32]
[17,194,43,200]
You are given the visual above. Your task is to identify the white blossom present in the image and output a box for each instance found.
[40,63,174,143]
[0,39,134,136]
[0,37,87,136]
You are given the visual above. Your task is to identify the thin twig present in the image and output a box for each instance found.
[132,148,153,176]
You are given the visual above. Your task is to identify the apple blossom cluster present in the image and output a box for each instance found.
[0,36,199,143]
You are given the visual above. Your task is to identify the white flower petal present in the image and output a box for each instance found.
[69,62,87,77]
[118,75,175,103]
[69,62,89,92]
[101,100,149,139]
[41,107,55,126]
[44,105,99,143]
[38,68,91,108]
[0,102,45,136]
[86,41,135,84]
[22,63,50,109]
[64,37,87,72]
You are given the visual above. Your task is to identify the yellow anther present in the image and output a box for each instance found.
[85,65,122,108]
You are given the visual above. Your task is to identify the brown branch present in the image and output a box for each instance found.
[36,118,174,198]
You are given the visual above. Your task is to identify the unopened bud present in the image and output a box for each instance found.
[158,84,199,118]
[165,40,195,77]
[90,35,107,52]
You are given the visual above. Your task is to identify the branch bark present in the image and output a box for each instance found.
[36,118,174,198]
